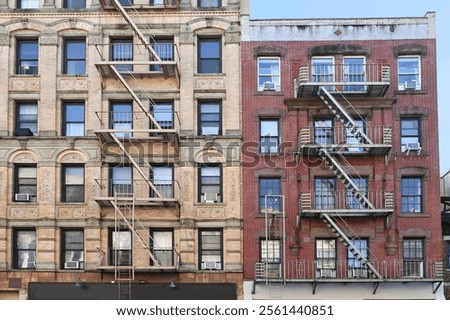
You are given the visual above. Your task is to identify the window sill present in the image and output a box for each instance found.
[394,89,428,95]
[399,213,429,218]
[195,202,225,206]
[255,90,284,96]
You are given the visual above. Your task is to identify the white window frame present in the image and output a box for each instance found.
[398,55,421,90]
[257,57,281,92]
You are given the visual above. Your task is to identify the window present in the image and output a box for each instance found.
[110,165,132,196]
[118,0,133,6]
[314,119,333,145]
[198,101,221,135]
[16,39,38,75]
[401,177,422,213]
[198,0,221,7]
[150,229,174,266]
[150,0,164,5]
[111,38,133,72]
[62,165,84,203]
[312,57,334,90]
[259,119,279,153]
[15,102,38,136]
[345,177,368,209]
[63,39,86,75]
[199,229,222,270]
[109,230,132,266]
[61,229,84,269]
[260,239,281,263]
[259,178,281,212]
[314,178,336,209]
[257,57,280,91]
[110,102,132,138]
[400,118,420,151]
[198,38,221,74]
[13,229,36,269]
[14,165,37,202]
[199,165,221,203]
[316,239,336,277]
[63,102,85,136]
[398,56,420,90]
[17,0,38,9]
[151,101,174,131]
[403,238,424,277]
[150,38,174,72]
[447,242,450,269]
[348,239,368,269]
[343,56,365,92]
[345,118,365,152]
[63,0,86,8]
[151,166,173,198]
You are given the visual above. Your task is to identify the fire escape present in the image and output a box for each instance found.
[94,0,181,299]
[295,62,392,282]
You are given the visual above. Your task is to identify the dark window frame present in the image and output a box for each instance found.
[150,165,174,198]
[109,228,132,266]
[198,0,221,8]
[314,177,336,210]
[61,164,85,203]
[198,228,223,270]
[13,228,36,270]
[16,38,38,75]
[150,228,174,266]
[150,37,174,72]
[109,164,133,196]
[198,37,222,74]
[198,100,222,136]
[402,238,425,277]
[14,164,37,203]
[150,100,174,131]
[63,0,86,8]
[258,177,282,212]
[15,101,38,136]
[110,101,133,139]
[62,101,85,136]
[400,117,421,149]
[110,37,133,72]
[198,164,222,203]
[401,176,423,213]
[314,118,334,145]
[315,238,337,273]
[63,38,86,75]
[61,229,84,270]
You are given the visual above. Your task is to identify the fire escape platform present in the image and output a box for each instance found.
[95,130,178,145]
[97,265,178,272]
[297,144,392,157]
[95,62,178,79]
[98,0,179,10]
[94,197,179,207]
[300,210,393,218]
[296,82,390,98]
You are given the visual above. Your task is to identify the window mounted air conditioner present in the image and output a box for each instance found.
[201,193,219,203]
[318,269,335,278]
[262,81,276,91]
[15,193,31,202]
[404,142,422,155]
[202,261,221,270]
[404,80,417,89]
[64,261,80,269]
[348,269,368,278]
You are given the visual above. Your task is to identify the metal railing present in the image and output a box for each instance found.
[296,63,390,87]
[101,0,179,8]
[299,191,394,211]
[298,125,392,148]
[255,259,443,281]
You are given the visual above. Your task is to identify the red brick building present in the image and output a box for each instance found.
[241,12,444,299]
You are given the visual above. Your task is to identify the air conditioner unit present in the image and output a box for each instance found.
[404,80,417,89]
[64,261,80,269]
[404,142,422,155]
[202,261,220,270]
[201,193,219,203]
[15,193,31,202]
[319,269,336,278]
[263,81,276,91]
[348,269,368,278]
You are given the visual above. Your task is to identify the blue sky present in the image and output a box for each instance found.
[250,0,450,176]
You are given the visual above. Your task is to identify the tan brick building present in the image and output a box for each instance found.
[0,0,244,299]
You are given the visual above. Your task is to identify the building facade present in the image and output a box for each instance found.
[241,12,444,299]
[0,0,244,299]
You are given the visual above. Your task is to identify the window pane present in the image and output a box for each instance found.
[314,119,333,145]
[18,0,39,8]
[63,0,86,9]
[401,177,422,213]
[315,178,336,209]
[65,167,83,184]
[198,39,221,73]
[17,40,38,75]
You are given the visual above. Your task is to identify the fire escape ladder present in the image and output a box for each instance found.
[320,213,383,279]
[109,133,165,199]
[113,194,161,267]
[109,65,163,130]
[319,148,375,210]
[317,86,373,145]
